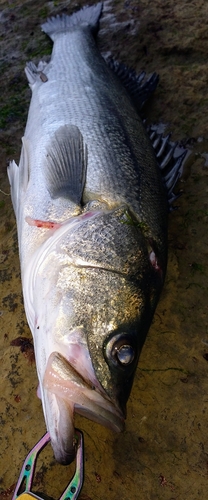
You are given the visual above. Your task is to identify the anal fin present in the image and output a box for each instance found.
[25,60,49,86]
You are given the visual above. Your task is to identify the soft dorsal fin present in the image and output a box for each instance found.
[45,124,87,204]
[107,58,159,111]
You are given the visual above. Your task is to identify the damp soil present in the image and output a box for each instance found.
[0,1,208,499]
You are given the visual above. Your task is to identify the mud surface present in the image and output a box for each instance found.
[0,1,208,499]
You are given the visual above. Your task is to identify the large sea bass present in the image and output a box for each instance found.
[8,3,169,464]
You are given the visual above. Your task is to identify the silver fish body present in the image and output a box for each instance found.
[8,3,168,464]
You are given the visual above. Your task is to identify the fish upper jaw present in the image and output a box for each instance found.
[42,351,125,464]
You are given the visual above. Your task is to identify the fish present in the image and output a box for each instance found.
[7,2,182,464]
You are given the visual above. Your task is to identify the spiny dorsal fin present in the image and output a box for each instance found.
[146,123,187,209]
[45,124,87,204]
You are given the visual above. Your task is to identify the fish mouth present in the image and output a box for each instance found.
[42,351,125,464]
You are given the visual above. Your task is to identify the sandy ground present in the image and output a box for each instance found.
[0,1,208,499]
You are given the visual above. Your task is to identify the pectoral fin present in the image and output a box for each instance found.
[45,124,87,205]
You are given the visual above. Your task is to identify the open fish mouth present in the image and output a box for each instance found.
[42,351,125,464]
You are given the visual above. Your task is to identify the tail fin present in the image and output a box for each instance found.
[41,2,103,41]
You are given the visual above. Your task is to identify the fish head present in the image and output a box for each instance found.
[28,207,166,464]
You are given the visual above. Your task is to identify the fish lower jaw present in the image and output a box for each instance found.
[42,351,124,463]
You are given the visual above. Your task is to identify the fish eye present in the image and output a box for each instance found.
[115,344,135,365]
[105,333,136,367]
